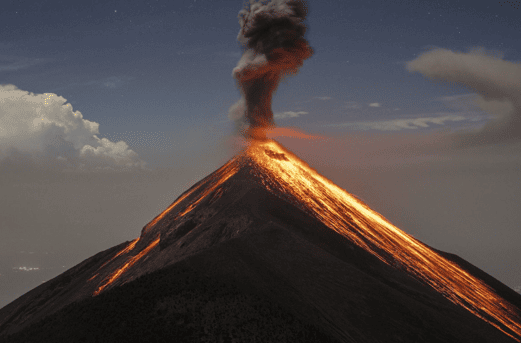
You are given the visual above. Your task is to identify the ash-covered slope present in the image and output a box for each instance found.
[1,139,520,342]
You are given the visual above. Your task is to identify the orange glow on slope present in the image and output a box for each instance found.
[88,238,141,283]
[112,238,140,259]
[98,238,140,271]
[91,161,239,296]
[244,139,521,341]
[142,162,239,234]
[93,237,160,296]
[265,127,326,141]
[174,162,238,219]
[142,187,200,234]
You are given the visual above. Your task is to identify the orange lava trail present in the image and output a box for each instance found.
[142,187,200,234]
[245,139,521,341]
[92,162,239,296]
[142,162,239,234]
[92,238,141,275]
[173,162,239,220]
[112,238,140,259]
[93,236,160,296]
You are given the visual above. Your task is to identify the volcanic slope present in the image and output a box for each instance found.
[1,139,520,342]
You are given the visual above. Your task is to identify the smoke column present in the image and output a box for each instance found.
[228,0,313,139]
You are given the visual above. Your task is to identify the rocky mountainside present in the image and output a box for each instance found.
[1,139,520,342]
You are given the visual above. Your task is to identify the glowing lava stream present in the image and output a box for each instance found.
[91,164,238,296]
[142,162,239,234]
[244,139,521,341]
[90,138,520,340]
[88,238,141,283]
[93,237,160,296]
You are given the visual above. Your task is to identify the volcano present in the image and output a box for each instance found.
[1,139,520,342]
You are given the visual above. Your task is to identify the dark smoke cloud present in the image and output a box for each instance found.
[228,0,313,139]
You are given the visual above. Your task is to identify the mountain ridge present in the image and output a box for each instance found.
[1,139,520,342]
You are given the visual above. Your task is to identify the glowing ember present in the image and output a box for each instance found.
[241,139,521,341]
[93,236,160,296]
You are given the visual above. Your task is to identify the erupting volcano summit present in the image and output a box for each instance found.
[0,0,520,341]
[1,139,520,342]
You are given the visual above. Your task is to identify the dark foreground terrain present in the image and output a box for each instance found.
[1,225,519,342]
[0,257,336,343]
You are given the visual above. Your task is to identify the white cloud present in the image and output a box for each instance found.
[315,96,332,101]
[102,77,120,88]
[0,84,147,172]
[336,115,466,131]
[407,47,521,146]
[368,103,381,107]
[49,76,134,93]
[345,101,362,109]
[0,55,50,72]
[101,131,176,153]
[274,111,308,119]
[13,267,40,272]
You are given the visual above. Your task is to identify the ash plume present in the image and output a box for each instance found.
[228,0,313,139]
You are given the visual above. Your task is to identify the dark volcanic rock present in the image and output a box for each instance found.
[0,261,337,343]
[1,141,520,342]
[0,242,128,336]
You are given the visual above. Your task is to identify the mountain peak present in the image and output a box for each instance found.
[145,138,521,340]
[1,139,520,342]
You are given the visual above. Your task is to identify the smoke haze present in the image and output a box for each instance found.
[228,0,313,139]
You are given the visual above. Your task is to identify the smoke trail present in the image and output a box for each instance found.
[228,0,313,139]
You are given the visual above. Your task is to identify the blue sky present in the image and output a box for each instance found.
[1,0,521,307]
[2,0,519,158]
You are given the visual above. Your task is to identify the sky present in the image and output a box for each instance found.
[1,0,521,308]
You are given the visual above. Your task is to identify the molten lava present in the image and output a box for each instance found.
[91,164,239,297]
[242,139,521,341]
[90,138,520,341]
[93,237,159,296]
[142,162,239,234]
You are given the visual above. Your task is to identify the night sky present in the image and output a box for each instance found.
[1,0,521,308]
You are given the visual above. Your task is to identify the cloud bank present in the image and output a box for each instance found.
[0,55,50,72]
[274,110,307,119]
[0,84,147,173]
[340,115,466,131]
[407,47,521,147]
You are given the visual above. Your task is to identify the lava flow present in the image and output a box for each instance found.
[91,163,239,296]
[89,137,521,341]
[242,139,521,341]
[142,161,239,235]
[93,236,160,296]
